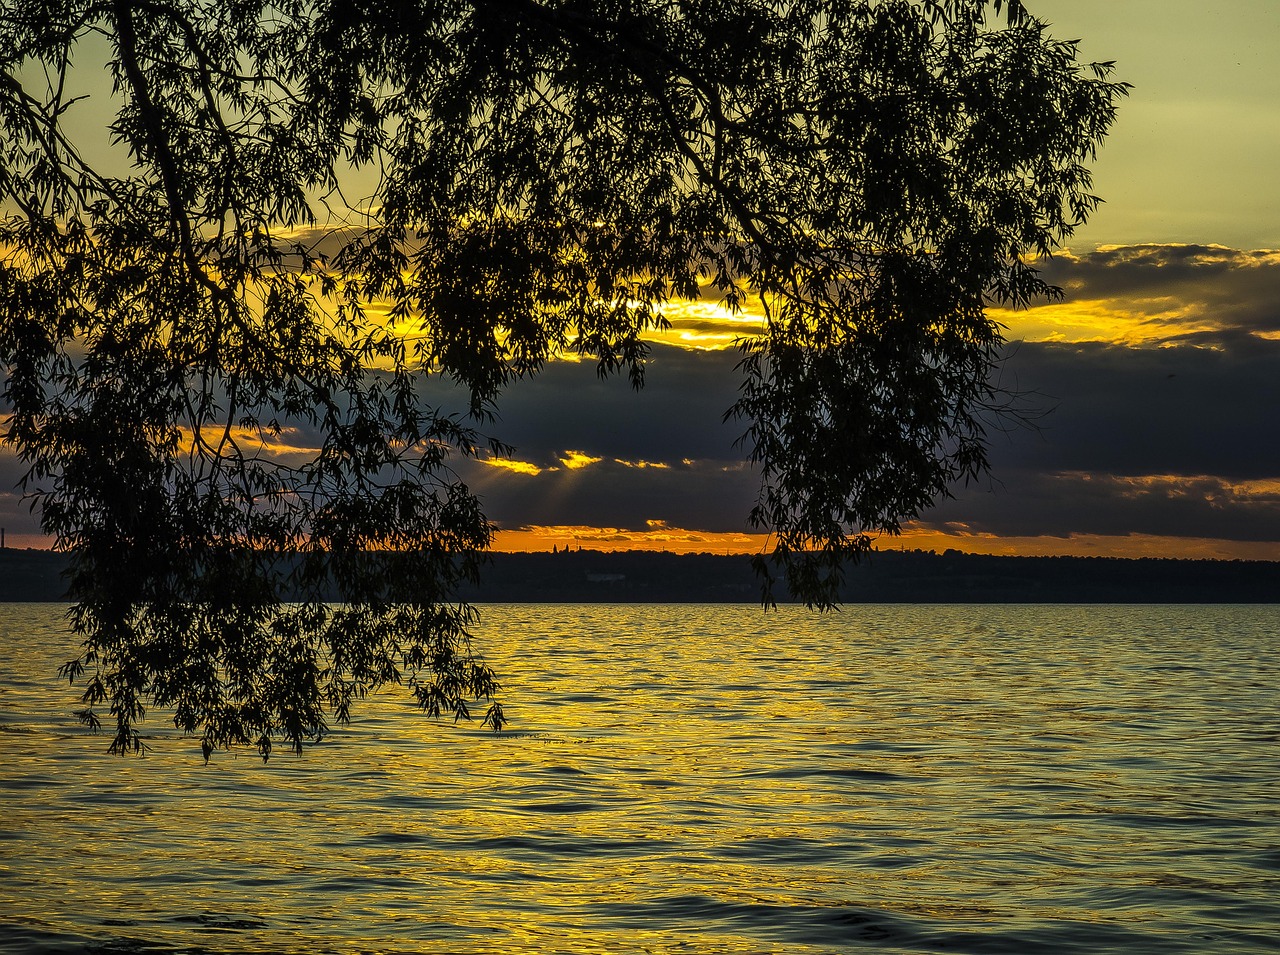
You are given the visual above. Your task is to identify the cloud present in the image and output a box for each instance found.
[943,254,1280,543]
[558,450,603,470]
[419,343,766,535]
[919,467,1280,543]
[987,336,1280,481]
[997,244,1280,344]
[4,243,1279,555]
[419,342,749,466]
[481,456,549,476]
[644,295,766,350]
[462,453,760,534]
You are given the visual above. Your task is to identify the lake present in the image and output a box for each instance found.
[2,603,1278,953]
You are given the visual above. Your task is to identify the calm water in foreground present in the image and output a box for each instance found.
[1,603,1278,954]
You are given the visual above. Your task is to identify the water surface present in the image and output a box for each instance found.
[2,603,1278,953]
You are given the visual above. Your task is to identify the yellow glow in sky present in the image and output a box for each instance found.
[492,524,770,555]
[490,523,1280,562]
[1033,0,1280,250]
[558,450,603,470]
[481,456,548,476]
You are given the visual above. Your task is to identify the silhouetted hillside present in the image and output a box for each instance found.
[3,547,1275,603]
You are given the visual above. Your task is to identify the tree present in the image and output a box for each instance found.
[0,0,1126,758]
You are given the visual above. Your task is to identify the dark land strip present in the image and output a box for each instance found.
[2,547,1277,603]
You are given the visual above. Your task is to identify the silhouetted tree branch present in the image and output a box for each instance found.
[0,0,1126,757]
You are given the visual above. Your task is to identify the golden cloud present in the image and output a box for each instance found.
[481,456,551,476]
[991,299,1214,345]
[177,424,321,457]
[558,450,604,470]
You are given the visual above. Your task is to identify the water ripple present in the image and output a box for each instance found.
[2,603,1278,954]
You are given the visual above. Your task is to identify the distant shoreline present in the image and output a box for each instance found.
[2,547,1277,603]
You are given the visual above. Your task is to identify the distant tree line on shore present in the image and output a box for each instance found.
[3,547,1276,604]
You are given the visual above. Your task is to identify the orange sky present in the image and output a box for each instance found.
[490,526,1280,561]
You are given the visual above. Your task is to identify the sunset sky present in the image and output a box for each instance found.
[472,0,1280,559]
[3,1,1278,560]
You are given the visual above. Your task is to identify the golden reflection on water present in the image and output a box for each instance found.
[1,603,1279,953]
